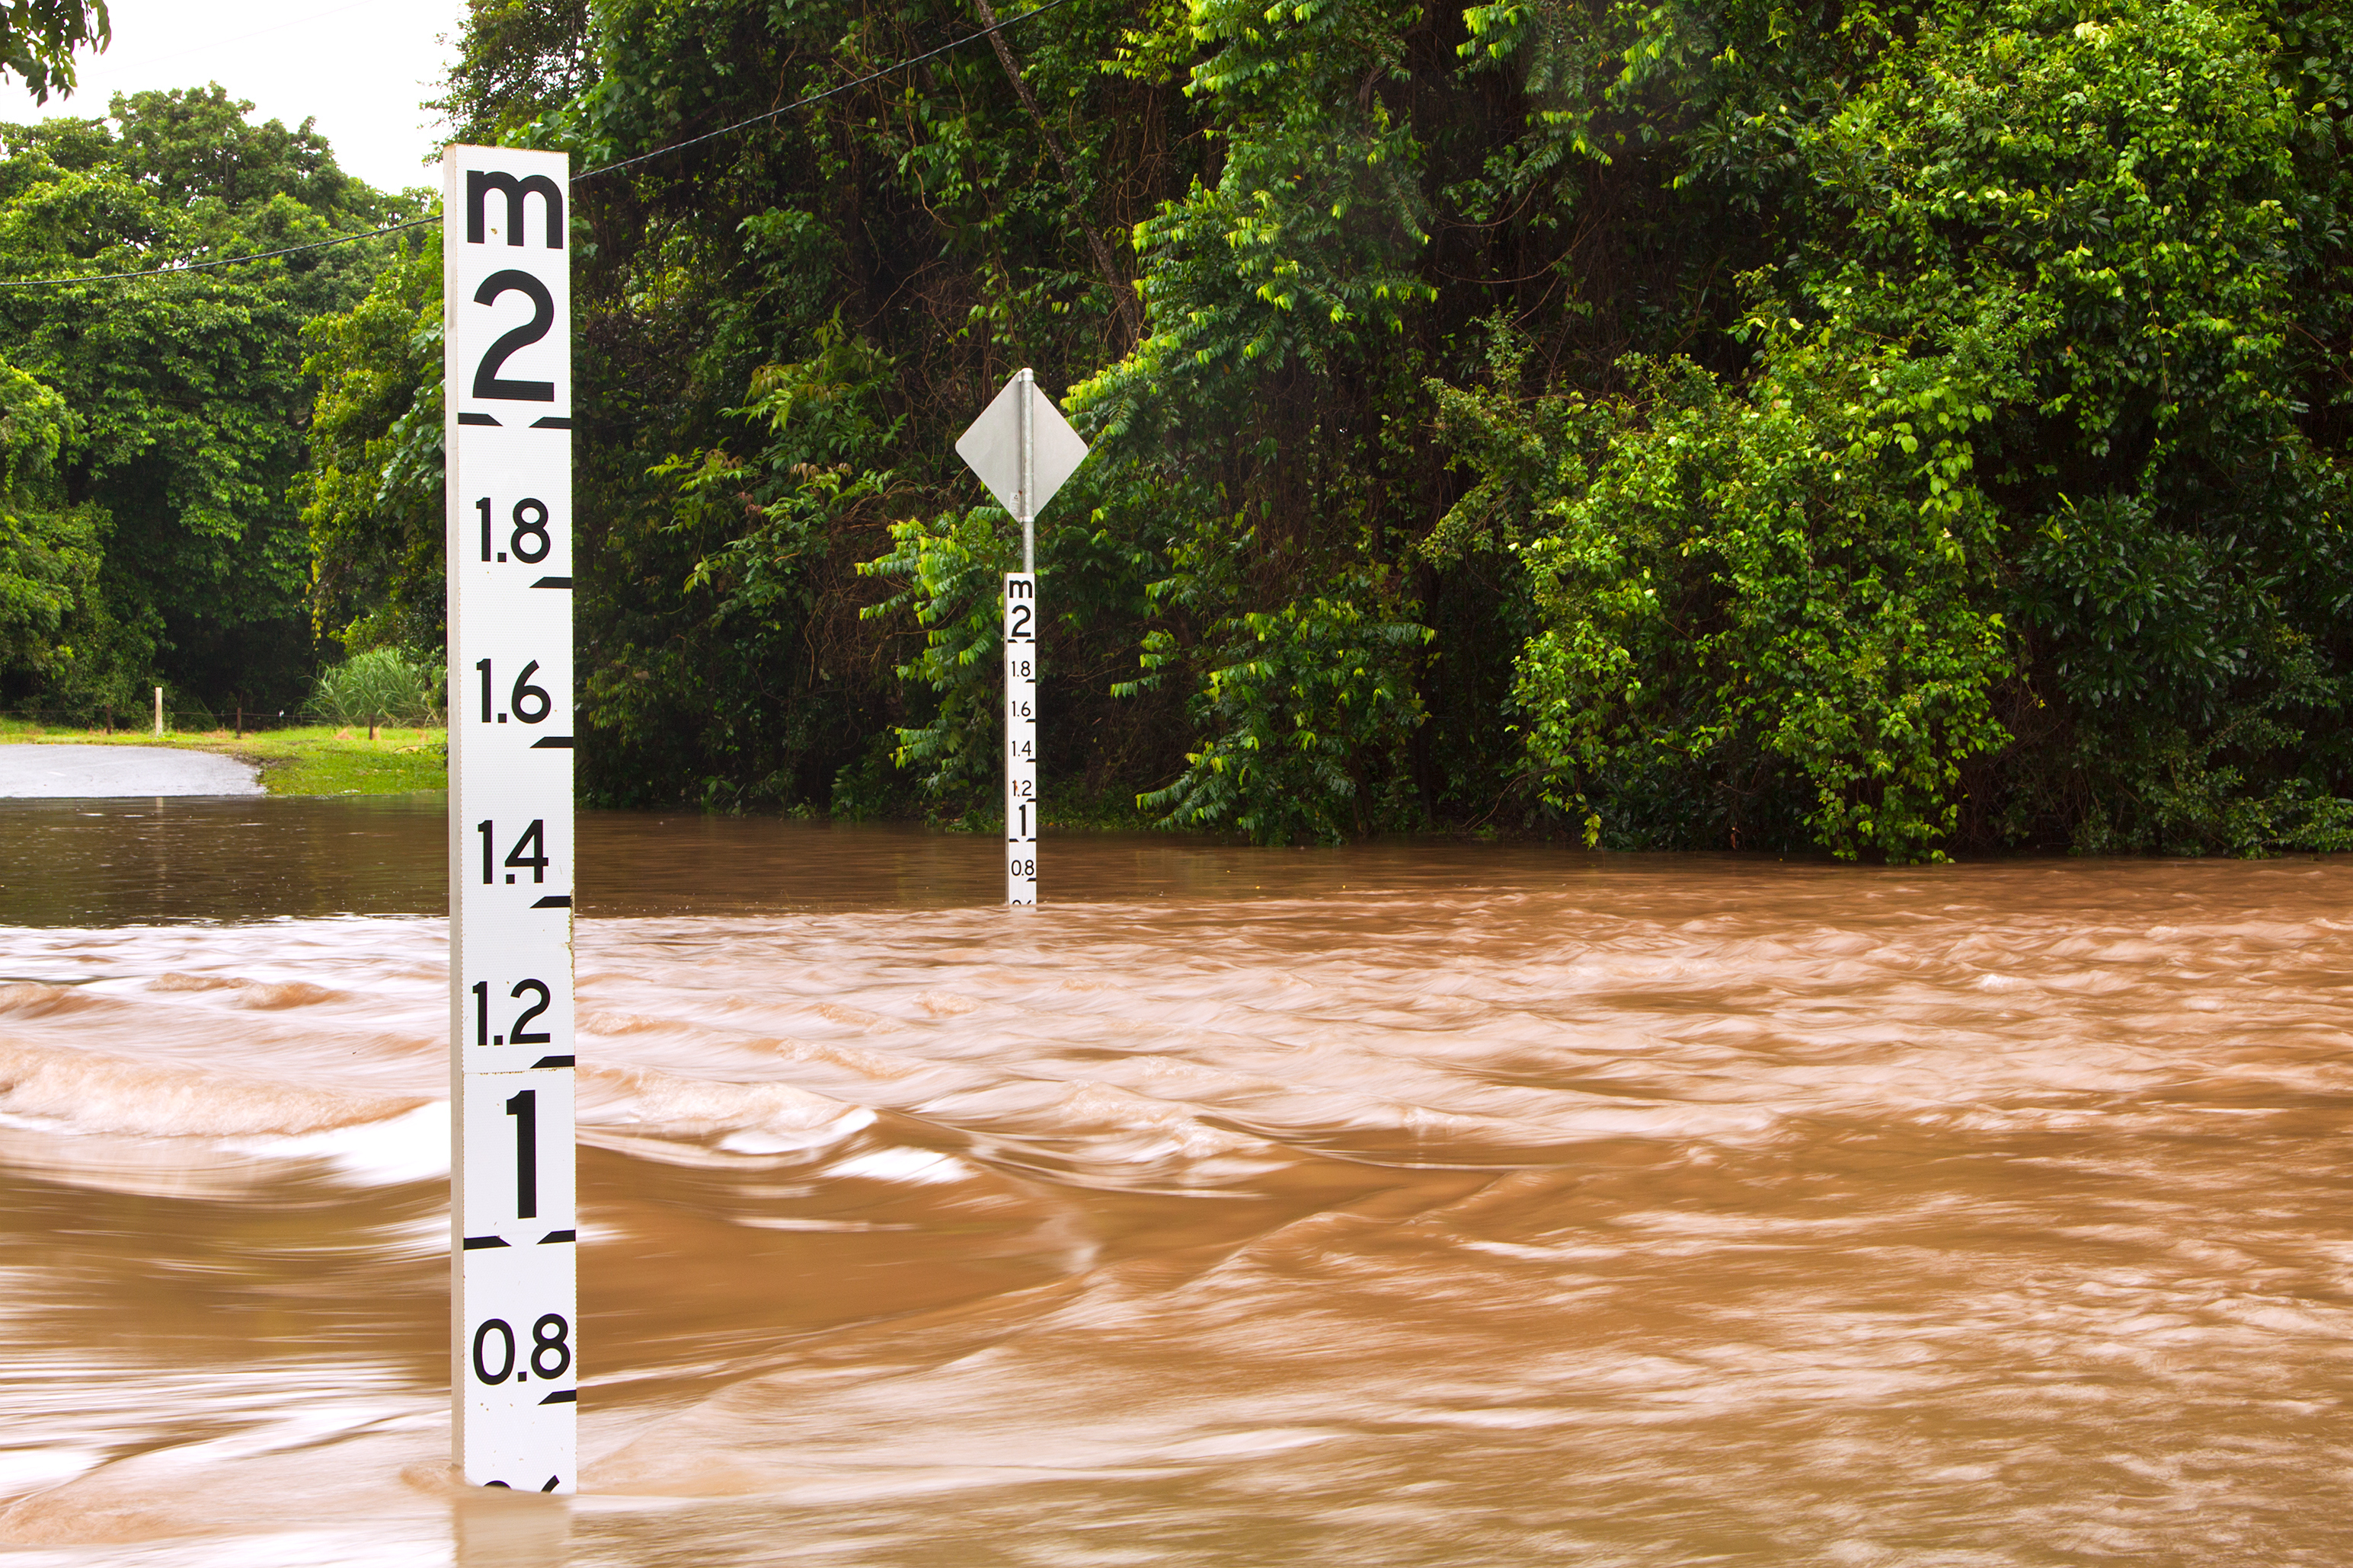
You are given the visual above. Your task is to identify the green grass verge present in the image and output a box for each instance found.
[0,719,449,795]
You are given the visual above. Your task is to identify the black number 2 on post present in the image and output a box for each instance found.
[472,270,555,402]
[449,144,573,1495]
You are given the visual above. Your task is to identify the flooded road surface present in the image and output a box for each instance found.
[2,798,2349,1564]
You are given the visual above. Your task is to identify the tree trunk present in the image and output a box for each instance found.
[971,0,1140,346]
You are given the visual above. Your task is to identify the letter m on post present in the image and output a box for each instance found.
[467,171,564,248]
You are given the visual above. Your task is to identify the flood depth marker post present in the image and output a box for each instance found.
[955,371,1089,905]
[444,145,579,1492]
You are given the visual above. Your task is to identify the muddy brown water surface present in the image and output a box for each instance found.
[2,796,2349,1564]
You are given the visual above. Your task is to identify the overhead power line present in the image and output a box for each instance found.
[576,0,1079,182]
[0,0,1080,291]
[0,212,443,288]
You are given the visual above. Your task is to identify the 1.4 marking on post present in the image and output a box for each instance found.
[445,142,577,1496]
[1005,572,1037,905]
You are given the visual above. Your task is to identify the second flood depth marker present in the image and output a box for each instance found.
[954,369,1089,905]
[445,143,578,1493]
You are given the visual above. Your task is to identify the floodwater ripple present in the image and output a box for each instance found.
[0,809,2346,1563]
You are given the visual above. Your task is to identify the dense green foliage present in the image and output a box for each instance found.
[296,242,443,659]
[310,644,443,726]
[0,87,414,716]
[0,0,108,104]
[0,359,101,679]
[303,0,2353,853]
[1438,0,2353,857]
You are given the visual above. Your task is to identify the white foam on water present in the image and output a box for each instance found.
[826,1147,973,1184]
[717,1118,875,1155]
[0,1530,451,1568]
[0,1446,101,1498]
[0,1038,423,1141]
[580,1065,872,1134]
[228,1100,452,1184]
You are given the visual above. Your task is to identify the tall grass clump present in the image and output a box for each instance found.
[312,647,443,726]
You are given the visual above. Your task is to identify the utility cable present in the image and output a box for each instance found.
[574,0,1079,182]
[0,212,442,288]
[0,0,1079,289]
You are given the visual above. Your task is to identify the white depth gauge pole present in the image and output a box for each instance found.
[955,370,1089,905]
[444,145,578,1492]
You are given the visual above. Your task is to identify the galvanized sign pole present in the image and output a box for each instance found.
[444,144,578,1493]
[955,371,1088,906]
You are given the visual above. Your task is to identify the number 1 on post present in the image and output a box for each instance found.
[1005,573,1037,905]
[446,143,577,1494]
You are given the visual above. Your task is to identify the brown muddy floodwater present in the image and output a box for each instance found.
[1,796,2350,1566]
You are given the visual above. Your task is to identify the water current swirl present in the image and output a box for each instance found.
[0,798,2347,1564]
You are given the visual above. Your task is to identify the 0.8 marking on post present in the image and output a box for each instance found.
[1005,573,1037,905]
[446,143,576,1495]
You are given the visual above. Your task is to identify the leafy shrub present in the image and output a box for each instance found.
[860,505,1015,817]
[0,362,104,683]
[1128,580,1432,845]
[1452,321,2017,864]
[312,647,442,726]
[293,0,2353,853]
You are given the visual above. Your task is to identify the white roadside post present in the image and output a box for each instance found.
[954,371,1089,905]
[443,145,579,1493]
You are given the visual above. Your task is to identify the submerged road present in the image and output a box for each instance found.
[0,743,262,797]
[1,838,2345,1563]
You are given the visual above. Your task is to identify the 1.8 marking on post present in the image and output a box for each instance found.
[1005,573,1037,905]
[446,142,575,1496]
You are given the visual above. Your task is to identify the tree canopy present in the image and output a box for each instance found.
[0,0,107,104]
[319,0,2339,857]
[0,86,413,716]
[15,0,2351,860]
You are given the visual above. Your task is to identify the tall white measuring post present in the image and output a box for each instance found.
[444,145,578,1493]
[955,370,1089,905]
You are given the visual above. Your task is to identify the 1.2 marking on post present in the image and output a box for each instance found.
[1004,573,1037,905]
[445,143,576,1496]
[954,370,1086,908]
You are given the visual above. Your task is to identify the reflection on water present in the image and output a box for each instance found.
[0,794,1572,925]
[1,794,448,926]
[2,795,2350,1565]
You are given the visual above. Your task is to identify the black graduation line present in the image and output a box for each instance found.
[0,0,1082,290]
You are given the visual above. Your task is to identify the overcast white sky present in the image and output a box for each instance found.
[0,0,472,194]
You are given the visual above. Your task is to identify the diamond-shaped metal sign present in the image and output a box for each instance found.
[954,372,1089,522]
